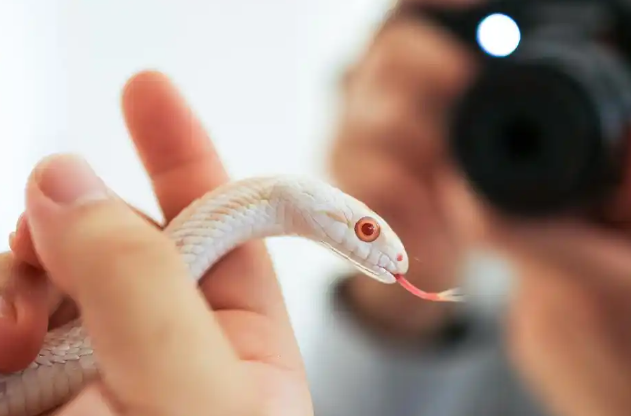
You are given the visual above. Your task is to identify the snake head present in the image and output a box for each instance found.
[272,176,408,284]
[307,194,408,284]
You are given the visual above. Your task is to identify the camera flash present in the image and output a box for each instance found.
[477,13,521,57]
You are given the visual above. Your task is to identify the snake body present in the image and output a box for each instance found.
[0,175,411,416]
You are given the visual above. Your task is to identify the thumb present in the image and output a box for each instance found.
[25,154,253,415]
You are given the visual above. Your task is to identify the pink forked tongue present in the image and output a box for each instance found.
[393,274,462,303]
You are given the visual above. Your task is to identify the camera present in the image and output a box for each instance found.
[412,0,631,218]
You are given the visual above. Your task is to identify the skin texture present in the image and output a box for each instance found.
[3,1,631,415]
[2,73,313,415]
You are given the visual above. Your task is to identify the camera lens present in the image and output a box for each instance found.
[450,39,631,217]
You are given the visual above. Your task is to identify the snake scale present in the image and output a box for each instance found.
[0,174,461,415]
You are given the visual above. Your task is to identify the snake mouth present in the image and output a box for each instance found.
[317,241,397,284]
[352,261,397,284]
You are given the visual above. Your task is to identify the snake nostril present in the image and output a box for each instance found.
[396,254,403,262]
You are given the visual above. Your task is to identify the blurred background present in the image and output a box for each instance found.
[4,4,630,416]
[0,0,394,353]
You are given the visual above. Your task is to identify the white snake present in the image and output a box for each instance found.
[0,175,463,416]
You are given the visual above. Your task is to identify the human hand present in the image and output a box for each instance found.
[0,72,312,415]
[453,207,631,416]
[436,172,631,416]
[327,0,480,335]
[330,2,631,415]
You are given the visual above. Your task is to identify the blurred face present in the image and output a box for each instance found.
[325,6,631,414]
[328,13,483,297]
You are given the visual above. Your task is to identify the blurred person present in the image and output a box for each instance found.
[1,1,631,416]
[304,1,631,416]
[303,2,548,415]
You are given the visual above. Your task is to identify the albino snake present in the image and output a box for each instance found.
[0,175,463,416]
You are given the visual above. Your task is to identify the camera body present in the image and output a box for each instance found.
[414,0,631,218]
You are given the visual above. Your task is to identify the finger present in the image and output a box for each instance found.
[26,154,253,415]
[361,8,475,97]
[9,213,39,267]
[121,70,226,223]
[506,242,631,416]
[10,204,161,270]
[0,254,49,372]
[336,14,476,175]
[436,159,631,292]
[9,204,162,331]
[493,221,631,291]
[121,71,303,369]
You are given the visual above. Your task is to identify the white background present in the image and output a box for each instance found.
[0,0,393,350]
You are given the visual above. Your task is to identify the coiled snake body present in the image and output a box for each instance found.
[0,175,458,416]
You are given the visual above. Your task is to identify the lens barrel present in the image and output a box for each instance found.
[449,39,631,217]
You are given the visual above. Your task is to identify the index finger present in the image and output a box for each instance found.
[120,71,302,363]
[121,71,232,223]
[337,10,477,176]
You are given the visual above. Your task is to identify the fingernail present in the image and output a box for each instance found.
[8,232,15,250]
[33,154,109,205]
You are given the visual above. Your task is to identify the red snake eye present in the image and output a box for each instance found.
[354,217,381,242]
